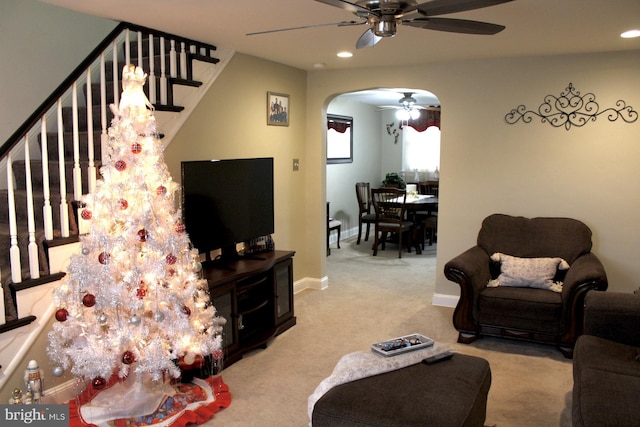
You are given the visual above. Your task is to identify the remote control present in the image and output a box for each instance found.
[422,351,454,365]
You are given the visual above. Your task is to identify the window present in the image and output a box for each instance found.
[327,115,353,164]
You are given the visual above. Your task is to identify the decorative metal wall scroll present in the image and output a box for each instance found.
[505,83,638,130]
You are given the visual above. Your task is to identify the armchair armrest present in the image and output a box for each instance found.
[558,253,608,347]
[444,246,492,336]
[584,291,640,347]
[444,246,492,292]
[562,253,608,295]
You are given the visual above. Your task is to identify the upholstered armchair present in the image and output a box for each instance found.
[444,214,608,357]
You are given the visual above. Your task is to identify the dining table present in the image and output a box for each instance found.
[404,194,438,216]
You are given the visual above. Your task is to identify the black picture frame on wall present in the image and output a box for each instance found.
[267,92,289,126]
[327,114,353,164]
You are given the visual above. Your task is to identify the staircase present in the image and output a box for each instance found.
[0,22,233,389]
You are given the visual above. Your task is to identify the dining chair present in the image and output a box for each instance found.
[326,202,341,256]
[371,187,416,258]
[355,182,376,244]
[422,214,438,247]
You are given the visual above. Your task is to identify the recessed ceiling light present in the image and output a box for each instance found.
[621,29,640,38]
[337,51,353,58]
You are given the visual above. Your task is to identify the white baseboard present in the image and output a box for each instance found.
[293,276,328,294]
[432,293,459,308]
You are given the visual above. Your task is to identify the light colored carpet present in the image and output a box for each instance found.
[206,237,573,427]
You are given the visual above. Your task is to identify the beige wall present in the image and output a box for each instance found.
[164,53,309,278]
[307,50,640,296]
[0,0,116,144]
[326,98,382,233]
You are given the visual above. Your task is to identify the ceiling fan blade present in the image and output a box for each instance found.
[356,29,383,49]
[404,17,505,35]
[417,0,514,17]
[247,20,363,36]
[314,0,374,16]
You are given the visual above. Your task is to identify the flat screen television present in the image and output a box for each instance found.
[181,158,274,264]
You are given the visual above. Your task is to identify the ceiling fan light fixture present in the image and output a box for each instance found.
[373,17,397,37]
[410,109,421,120]
[396,109,410,120]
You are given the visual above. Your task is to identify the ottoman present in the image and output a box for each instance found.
[312,353,491,427]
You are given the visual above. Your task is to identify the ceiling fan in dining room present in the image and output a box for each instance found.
[247,0,514,49]
[378,92,441,120]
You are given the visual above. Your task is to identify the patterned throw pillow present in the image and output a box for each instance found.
[487,252,570,293]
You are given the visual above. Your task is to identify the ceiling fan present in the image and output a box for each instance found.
[247,0,514,49]
[378,92,441,119]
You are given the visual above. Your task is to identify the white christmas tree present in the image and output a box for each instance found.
[47,65,223,398]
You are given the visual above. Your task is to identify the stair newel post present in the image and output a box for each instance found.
[100,53,108,163]
[160,37,168,105]
[23,133,40,279]
[149,34,157,104]
[180,42,187,79]
[72,82,83,202]
[7,151,22,284]
[112,40,120,108]
[40,116,54,241]
[56,99,70,238]
[170,39,178,78]
[86,66,97,196]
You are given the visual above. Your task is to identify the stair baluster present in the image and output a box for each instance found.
[56,99,70,238]
[40,116,54,241]
[86,67,97,195]
[24,134,39,280]
[7,152,21,284]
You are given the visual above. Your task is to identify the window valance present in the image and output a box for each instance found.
[401,109,440,132]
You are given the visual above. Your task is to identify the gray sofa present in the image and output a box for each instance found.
[445,214,608,356]
[572,291,640,426]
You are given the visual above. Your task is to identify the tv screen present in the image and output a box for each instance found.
[181,158,274,262]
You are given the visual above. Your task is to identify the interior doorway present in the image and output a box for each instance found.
[325,88,441,252]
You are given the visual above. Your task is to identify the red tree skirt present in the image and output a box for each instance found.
[68,376,231,427]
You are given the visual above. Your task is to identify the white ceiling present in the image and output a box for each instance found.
[43,0,640,72]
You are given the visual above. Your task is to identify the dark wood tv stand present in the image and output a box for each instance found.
[202,250,296,366]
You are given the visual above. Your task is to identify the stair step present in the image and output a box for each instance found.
[192,53,220,65]
[0,316,36,334]
[11,159,101,195]
[11,272,66,293]
[40,131,104,161]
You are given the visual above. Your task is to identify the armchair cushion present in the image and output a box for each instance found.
[487,253,569,293]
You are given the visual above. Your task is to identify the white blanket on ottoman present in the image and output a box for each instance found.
[307,342,451,423]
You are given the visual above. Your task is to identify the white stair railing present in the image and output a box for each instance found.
[0,23,226,327]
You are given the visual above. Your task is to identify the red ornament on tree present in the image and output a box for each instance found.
[156,185,167,196]
[166,254,177,265]
[175,222,186,233]
[82,293,96,307]
[136,286,147,299]
[118,199,128,210]
[55,308,69,322]
[122,351,136,365]
[131,143,142,154]
[98,252,111,265]
[115,160,126,171]
[81,209,92,220]
[181,305,191,317]
[92,376,107,390]
[137,229,148,242]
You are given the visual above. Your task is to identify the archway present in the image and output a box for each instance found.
[325,88,441,251]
